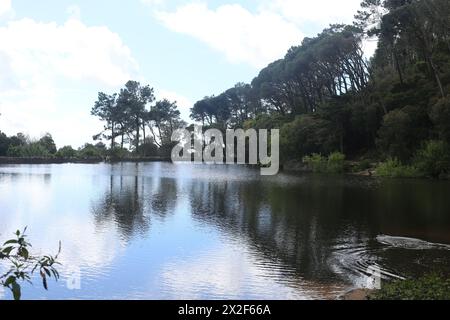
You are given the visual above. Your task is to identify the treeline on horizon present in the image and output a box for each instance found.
[1,0,449,177]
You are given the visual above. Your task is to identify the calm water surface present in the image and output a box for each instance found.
[1,162,450,300]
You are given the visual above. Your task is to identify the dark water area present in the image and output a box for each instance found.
[1,162,450,299]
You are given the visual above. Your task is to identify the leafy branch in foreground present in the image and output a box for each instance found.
[0,227,61,300]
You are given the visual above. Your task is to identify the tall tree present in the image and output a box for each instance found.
[91,92,120,149]
[118,81,155,152]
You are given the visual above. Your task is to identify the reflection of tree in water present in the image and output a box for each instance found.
[145,177,178,220]
[188,178,377,284]
[92,175,149,239]
[189,175,450,286]
[92,173,179,239]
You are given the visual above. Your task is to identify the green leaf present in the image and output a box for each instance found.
[1,246,14,255]
[42,275,48,291]
[3,239,18,246]
[4,276,16,287]
[11,282,21,301]
[19,247,29,260]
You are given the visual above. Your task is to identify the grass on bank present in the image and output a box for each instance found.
[303,152,346,174]
[370,273,450,300]
[375,140,450,179]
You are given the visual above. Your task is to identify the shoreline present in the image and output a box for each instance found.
[0,156,171,165]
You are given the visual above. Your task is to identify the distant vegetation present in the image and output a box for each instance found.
[1,0,449,178]
[0,80,187,160]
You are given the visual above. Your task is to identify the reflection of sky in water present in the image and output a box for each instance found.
[1,163,450,300]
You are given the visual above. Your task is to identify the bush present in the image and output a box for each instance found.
[78,144,104,158]
[303,152,345,174]
[38,133,57,155]
[413,140,450,178]
[375,158,422,178]
[56,146,78,158]
[377,106,430,161]
[303,153,327,173]
[327,152,346,174]
[281,115,339,161]
[353,159,372,172]
[371,273,450,300]
[108,147,130,159]
[7,143,51,157]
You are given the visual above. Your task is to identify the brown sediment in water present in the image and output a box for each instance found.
[339,289,373,300]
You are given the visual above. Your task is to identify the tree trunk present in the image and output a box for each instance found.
[428,57,445,98]
[142,124,146,156]
[135,119,140,153]
[392,45,404,85]
[111,122,115,150]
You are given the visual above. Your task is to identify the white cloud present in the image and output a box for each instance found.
[155,3,303,69]
[0,17,139,147]
[140,0,165,7]
[149,0,369,69]
[263,0,362,27]
[0,18,138,87]
[0,0,11,17]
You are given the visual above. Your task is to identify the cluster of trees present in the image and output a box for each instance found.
[0,131,109,159]
[1,80,187,159]
[0,132,57,157]
[91,80,186,157]
[190,0,450,176]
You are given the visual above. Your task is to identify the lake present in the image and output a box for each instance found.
[1,162,450,300]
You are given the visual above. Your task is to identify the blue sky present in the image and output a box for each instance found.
[0,0,368,147]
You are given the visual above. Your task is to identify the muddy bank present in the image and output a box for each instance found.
[339,289,373,300]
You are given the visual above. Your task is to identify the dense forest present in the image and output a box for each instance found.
[189,0,450,177]
[0,0,449,177]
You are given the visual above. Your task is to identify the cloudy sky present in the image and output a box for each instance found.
[0,0,367,148]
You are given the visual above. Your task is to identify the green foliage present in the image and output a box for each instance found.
[430,96,450,144]
[354,159,373,172]
[91,81,186,154]
[303,152,346,174]
[78,143,104,158]
[375,158,422,178]
[413,140,450,178]
[38,133,57,155]
[327,152,346,174]
[107,147,130,159]
[371,273,450,300]
[280,115,339,161]
[0,131,10,156]
[303,154,327,173]
[0,228,61,300]
[377,106,430,161]
[7,142,51,157]
[56,146,78,158]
